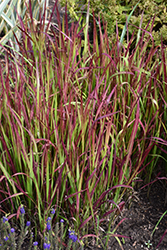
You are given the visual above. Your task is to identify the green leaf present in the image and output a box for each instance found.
[119,0,141,45]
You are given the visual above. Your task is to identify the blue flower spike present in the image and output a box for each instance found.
[43,243,47,249]
[47,221,51,231]
[43,242,51,249]
[26,221,31,227]
[4,236,9,241]
[11,228,15,233]
[33,241,38,248]
[20,206,25,214]
[68,230,78,242]
[51,208,55,214]
[3,216,8,223]
[46,217,51,221]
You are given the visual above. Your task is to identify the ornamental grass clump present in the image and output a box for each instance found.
[0,0,167,249]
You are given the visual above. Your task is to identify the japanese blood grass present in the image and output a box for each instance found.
[0,2,167,248]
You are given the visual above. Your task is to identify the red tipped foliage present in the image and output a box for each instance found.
[0,1,167,237]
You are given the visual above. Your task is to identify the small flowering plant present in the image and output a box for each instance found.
[0,207,34,250]
[43,208,82,249]
[66,228,82,250]
[0,215,16,250]
[3,216,8,223]
[68,229,78,242]
[0,206,83,250]
[20,206,25,215]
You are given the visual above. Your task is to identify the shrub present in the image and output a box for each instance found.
[59,0,167,46]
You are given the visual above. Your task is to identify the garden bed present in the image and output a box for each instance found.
[85,180,167,250]
[0,1,167,249]
[14,180,167,250]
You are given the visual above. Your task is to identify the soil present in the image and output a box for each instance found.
[85,180,167,250]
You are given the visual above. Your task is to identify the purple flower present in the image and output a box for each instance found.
[69,230,75,235]
[69,234,78,242]
[43,243,47,249]
[33,241,38,246]
[20,206,25,214]
[60,219,64,223]
[3,217,8,223]
[69,230,78,242]
[47,221,51,231]
[11,228,15,233]
[4,236,9,241]
[47,243,51,249]
[43,243,51,249]
[46,217,51,221]
[51,209,55,214]
[26,221,31,227]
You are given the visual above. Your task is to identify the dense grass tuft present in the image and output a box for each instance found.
[0,1,167,249]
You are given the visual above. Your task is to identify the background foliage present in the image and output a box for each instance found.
[0,0,49,52]
[59,0,167,46]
